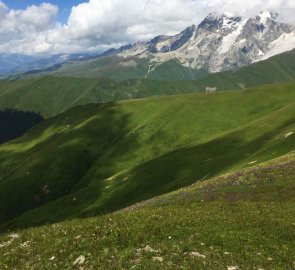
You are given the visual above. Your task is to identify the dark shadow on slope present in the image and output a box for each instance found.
[0,102,139,227]
[2,114,294,232]
[0,109,44,144]
[96,118,295,214]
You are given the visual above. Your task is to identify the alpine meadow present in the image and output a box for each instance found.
[0,1,294,270]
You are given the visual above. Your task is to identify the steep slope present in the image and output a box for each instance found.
[0,83,294,228]
[0,153,294,269]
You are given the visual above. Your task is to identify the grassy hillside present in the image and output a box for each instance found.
[0,109,43,144]
[1,50,295,119]
[0,76,209,118]
[0,153,294,269]
[7,49,295,85]
[10,56,209,81]
[193,49,295,91]
[0,82,294,228]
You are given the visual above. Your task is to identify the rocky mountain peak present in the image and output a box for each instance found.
[105,11,295,73]
[198,12,242,32]
[256,11,279,23]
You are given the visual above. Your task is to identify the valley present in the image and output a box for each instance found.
[0,5,294,270]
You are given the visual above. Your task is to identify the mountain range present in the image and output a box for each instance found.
[1,48,295,118]
[0,8,295,270]
[105,11,295,72]
[5,11,295,81]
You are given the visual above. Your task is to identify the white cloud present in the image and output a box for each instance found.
[0,0,295,55]
[0,2,58,54]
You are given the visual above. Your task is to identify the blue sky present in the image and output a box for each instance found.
[4,0,85,23]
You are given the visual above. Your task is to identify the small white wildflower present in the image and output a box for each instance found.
[143,245,158,253]
[10,234,20,239]
[227,266,239,270]
[20,241,30,248]
[49,256,55,261]
[152,256,163,262]
[189,251,206,258]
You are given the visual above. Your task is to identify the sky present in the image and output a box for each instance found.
[1,0,295,55]
[6,0,84,22]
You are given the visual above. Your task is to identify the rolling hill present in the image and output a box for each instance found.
[0,82,294,229]
[0,152,294,269]
[1,49,295,119]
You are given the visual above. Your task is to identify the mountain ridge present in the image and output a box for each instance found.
[102,10,295,73]
[3,11,295,81]
[0,82,294,228]
[1,49,295,118]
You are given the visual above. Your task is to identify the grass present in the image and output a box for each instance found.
[0,76,208,118]
[11,56,209,82]
[8,48,295,88]
[0,82,294,228]
[1,50,295,119]
[192,49,295,91]
[0,153,294,269]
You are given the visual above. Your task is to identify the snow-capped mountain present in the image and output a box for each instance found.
[104,11,295,73]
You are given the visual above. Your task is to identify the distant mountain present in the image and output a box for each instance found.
[0,53,93,77]
[1,49,295,118]
[106,11,295,73]
[11,11,295,81]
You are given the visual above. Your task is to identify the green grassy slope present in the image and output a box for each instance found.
[1,153,294,269]
[193,49,295,91]
[9,49,295,85]
[12,56,209,81]
[0,83,294,228]
[0,76,210,118]
[1,50,295,119]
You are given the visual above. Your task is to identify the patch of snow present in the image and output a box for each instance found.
[258,49,264,56]
[259,11,272,24]
[257,32,295,61]
[219,20,246,54]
